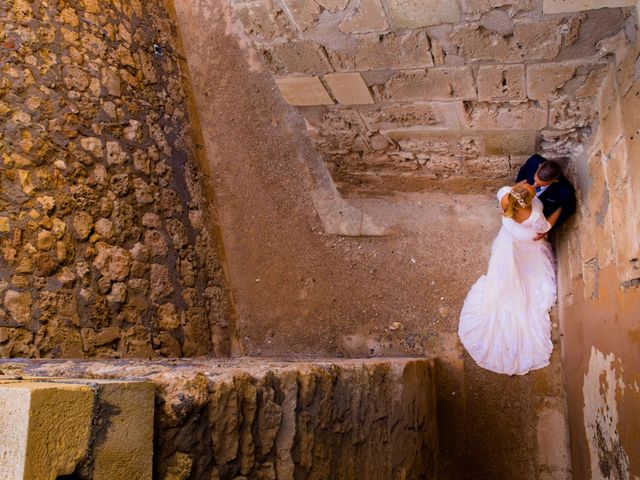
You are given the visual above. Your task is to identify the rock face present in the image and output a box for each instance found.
[0,0,231,358]
[0,358,438,480]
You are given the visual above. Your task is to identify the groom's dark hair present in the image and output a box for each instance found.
[537,160,562,182]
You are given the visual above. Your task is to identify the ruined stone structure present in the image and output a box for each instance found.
[0,0,639,478]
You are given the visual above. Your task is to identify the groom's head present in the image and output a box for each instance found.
[534,160,562,187]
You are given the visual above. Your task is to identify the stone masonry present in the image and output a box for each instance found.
[229,0,637,194]
[0,357,437,480]
[0,0,232,358]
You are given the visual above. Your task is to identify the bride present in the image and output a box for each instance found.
[458,183,556,375]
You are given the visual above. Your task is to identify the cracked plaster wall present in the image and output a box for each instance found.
[555,10,640,477]
[0,0,232,359]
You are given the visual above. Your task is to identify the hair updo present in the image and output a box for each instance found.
[503,185,533,219]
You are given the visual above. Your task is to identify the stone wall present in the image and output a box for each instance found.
[0,358,438,480]
[0,0,231,358]
[555,7,640,477]
[229,0,635,194]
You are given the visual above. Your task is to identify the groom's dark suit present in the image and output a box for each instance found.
[516,154,576,231]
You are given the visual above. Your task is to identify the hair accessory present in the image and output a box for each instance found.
[510,190,526,208]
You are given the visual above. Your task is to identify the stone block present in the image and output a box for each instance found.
[462,101,548,130]
[621,79,640,229]
[276,77,334,106]
[549,97,594,129]
[483,130,538,155]
[543,0,635,14]
[526,62,580,100]
[382,67,476,101]
[338,0,389,34]
[462,155,512,177]
[385,0,461,29]
[327,31,432,71]
[461,0,539,17]
[359,101,464,130]
[452,17,562,63]
[232,0,295,40]
[323,73,374,105]
[260,41,333,75]
[477,65,526,101]
[384,130,483,156]
[282,0,322,31]
[90,380,155,480]
[0,381,94,479]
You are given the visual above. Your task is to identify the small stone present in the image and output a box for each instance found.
[130,242,150,262]
[36,230,54,251]
[80,137,103,158]
[144,230,168,257]
[389,321,402,331]
[110,173,131,196]
[72,212,94,240]
[150,264,173,300]
[93,243,132,282]
[0,218,10,232]
[106,141,127,166]
[438,306,449,318]
[107,282,127,303]
[94,218,115,240]
[158,303,181,330]
[52,218,67,239]
[142,213,161,228]
[4,290,32,325]
[36,195,55,213]
[33,253,58,276]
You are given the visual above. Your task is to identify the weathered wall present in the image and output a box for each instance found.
[0,0,231,358]
[556,7,640,477]
[0,358,438,480]
[228,0,635,195]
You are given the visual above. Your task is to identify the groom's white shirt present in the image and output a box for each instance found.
[535,185,549,197]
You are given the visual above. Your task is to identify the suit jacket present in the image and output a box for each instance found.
[516,154,576,230]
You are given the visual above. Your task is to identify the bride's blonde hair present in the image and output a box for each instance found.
[503,185,533,219]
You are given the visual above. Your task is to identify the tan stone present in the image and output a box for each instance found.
[461,0,538,16]
[462,155,511,177]
[385,0,461,28]
[4,290,32,325]
[598,69,623,154]
[512,17,563,60]
[276,77,334,106]
[384,130,482,156]
[338,0,389,34]
[463,101,548,130]
[360,102,464,130]
[323,73,374,105]
[526,62,579,100]
[281,0,321,31]
[233,0,295,41]
[327,31,432,71]
[260,41,332,75]
[543,0,635,14]
[477,65,526,101]
[0,382,93,479]
[484,130,538,155]
[90,381,154,480]
[382,67,476,101]
[0,217,10,232]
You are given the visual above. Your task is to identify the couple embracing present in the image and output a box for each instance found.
[458,154,577,376]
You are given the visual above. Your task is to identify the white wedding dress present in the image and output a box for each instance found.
[458,186,557,375]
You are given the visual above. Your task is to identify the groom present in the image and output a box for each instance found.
[516,154,576,240]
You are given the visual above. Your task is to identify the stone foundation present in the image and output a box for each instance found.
[0,358,437,480]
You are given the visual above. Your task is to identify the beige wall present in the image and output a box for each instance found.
[557,17,640,478]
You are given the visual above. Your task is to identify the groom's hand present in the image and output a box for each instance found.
[533,232,547,241]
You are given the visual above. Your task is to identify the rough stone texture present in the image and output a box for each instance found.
[477,64,526,101]
[385,0,462,28]
[0,0,232,358]
[543,0,635,14]
[0,381,94,479]
[0,358,438,480]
